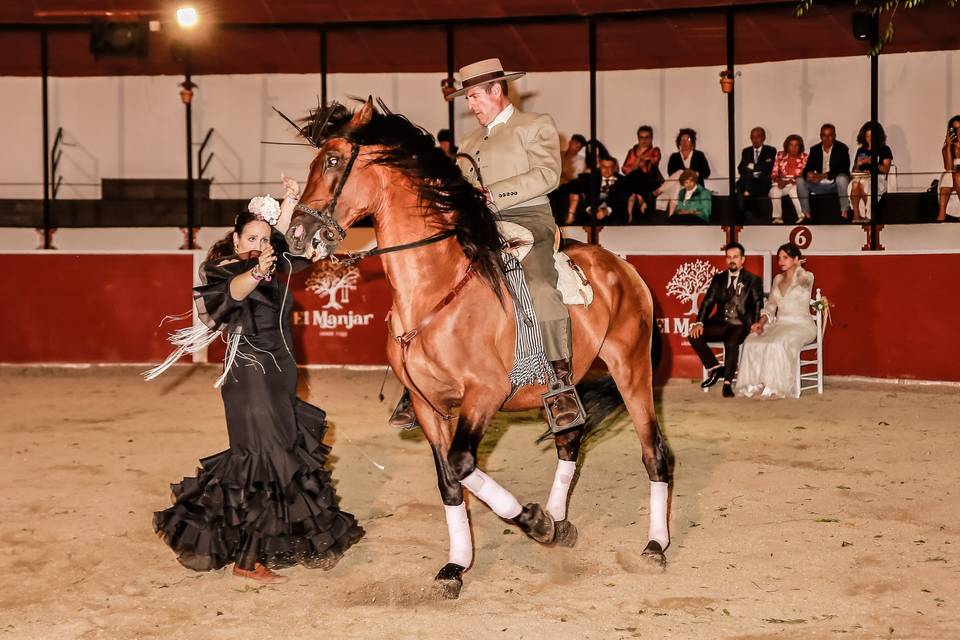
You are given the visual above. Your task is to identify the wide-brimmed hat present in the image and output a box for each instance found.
[445,58,525,100]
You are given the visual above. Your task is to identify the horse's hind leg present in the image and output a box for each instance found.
[546,427,583,547]
[448,390,556,545]
[600,336,671,569]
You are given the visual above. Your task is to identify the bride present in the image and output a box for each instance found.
[736,242,817,398]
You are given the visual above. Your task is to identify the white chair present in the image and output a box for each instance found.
[797,288,825,396]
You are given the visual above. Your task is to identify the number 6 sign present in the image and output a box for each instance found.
[790,226,813,249]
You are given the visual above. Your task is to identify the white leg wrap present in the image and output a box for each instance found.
[545,459,577,521]
[443,503,473,568]
[461,469,523,520]
[648,481,670,549]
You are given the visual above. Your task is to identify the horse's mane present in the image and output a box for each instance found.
[296,101,506,302]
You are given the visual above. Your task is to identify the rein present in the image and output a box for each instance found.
[341,229,456,266]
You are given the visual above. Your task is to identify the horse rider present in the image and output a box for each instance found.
[390,57,585,431]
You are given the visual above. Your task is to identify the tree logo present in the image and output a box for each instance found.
[305,261,361,310]
[666,259,720,316]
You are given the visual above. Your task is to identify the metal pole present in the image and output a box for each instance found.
[320,29,328,105]
[587,17,598,244]
[869,12,880,250]
[446,24,455,141]
[726,11,737,204]
[184,60,195,250]
[41,30,52,250]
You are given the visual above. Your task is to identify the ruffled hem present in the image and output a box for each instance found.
[153,402,363,572]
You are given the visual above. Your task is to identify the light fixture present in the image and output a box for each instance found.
[176,7,198,28]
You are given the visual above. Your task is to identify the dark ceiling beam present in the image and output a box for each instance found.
[0,1,830,33]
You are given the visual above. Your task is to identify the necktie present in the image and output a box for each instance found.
[753,148,759,164]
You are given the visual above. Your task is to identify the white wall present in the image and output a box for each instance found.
[2,49,958,201]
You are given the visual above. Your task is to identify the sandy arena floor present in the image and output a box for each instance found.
[2,366,958,639]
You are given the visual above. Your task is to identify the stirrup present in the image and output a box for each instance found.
[541,384,586,435]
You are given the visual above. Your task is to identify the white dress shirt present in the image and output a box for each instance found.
[486,104,515,134]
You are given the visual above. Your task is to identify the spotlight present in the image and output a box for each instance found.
[176,7,198,29]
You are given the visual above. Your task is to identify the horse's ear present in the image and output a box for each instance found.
[350,96,375,128]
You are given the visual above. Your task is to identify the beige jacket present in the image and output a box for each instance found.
[456,108,562,212]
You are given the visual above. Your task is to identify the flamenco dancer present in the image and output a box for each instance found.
[145,176,363,583]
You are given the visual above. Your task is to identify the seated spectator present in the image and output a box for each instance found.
[552,134,588,224]
[849,121,893,222]
[769,134,808,224]
[736,127,776,216]
[735,242,817,399]
[621,125,663,219]
[564,139,612,224]
[561,134,588,184]
[657,128,711,212]
[797,123,851,221]
[688,242,764,398]
[668,169,711,224]
[937,114,960,223]
[566,155,629,225]
[437,129,458,160]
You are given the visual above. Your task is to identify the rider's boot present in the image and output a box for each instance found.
[388,388,418,429]
[542,358,586,433]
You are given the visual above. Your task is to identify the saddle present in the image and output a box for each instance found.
[497,221,593,307]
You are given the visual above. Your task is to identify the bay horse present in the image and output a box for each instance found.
[282,98,671,599]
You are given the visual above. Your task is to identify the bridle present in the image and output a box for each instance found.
[293,141,360,257]
[294,138,461,265]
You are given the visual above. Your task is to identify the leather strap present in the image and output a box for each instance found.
[394,262,478,421]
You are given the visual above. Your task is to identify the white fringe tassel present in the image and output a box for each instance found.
[142,324,220,381]
[213,332,242,389]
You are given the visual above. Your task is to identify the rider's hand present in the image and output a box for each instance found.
[258,243,277,274]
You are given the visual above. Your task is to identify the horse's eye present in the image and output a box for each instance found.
[326,155,340,168]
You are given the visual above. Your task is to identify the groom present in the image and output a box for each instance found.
[688,242,764,398]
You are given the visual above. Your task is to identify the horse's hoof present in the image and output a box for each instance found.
[641,540,667,571]
[433,563,465,600]
[553,520,578,548]
[513,503,556,544]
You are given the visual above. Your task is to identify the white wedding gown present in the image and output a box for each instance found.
[736,268,817,399]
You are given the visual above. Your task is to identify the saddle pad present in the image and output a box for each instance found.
[498,221,593,308]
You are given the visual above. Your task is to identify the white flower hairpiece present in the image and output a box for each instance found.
[247,195,281,226]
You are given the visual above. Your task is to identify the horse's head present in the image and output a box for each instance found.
[285,98,379,259]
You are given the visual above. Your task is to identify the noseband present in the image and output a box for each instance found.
[294,142,361,252]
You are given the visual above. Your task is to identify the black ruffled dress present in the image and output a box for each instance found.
[153,235,363,572]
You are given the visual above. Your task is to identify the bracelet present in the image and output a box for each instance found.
[251,266,271,282]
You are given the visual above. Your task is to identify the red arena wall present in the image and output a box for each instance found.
[1,250,956,382]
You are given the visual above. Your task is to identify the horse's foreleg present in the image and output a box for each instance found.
[419,408,471,599]
[546,427,583,547]
[448,394,556,544]
[602,339,672,568]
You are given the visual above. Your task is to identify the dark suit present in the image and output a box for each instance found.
[797,141,852,214]
[736,144,777,213]
[802,141,851,180]
[688,268,764,383]
[667,150,711,185]
[574,173,631,225]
